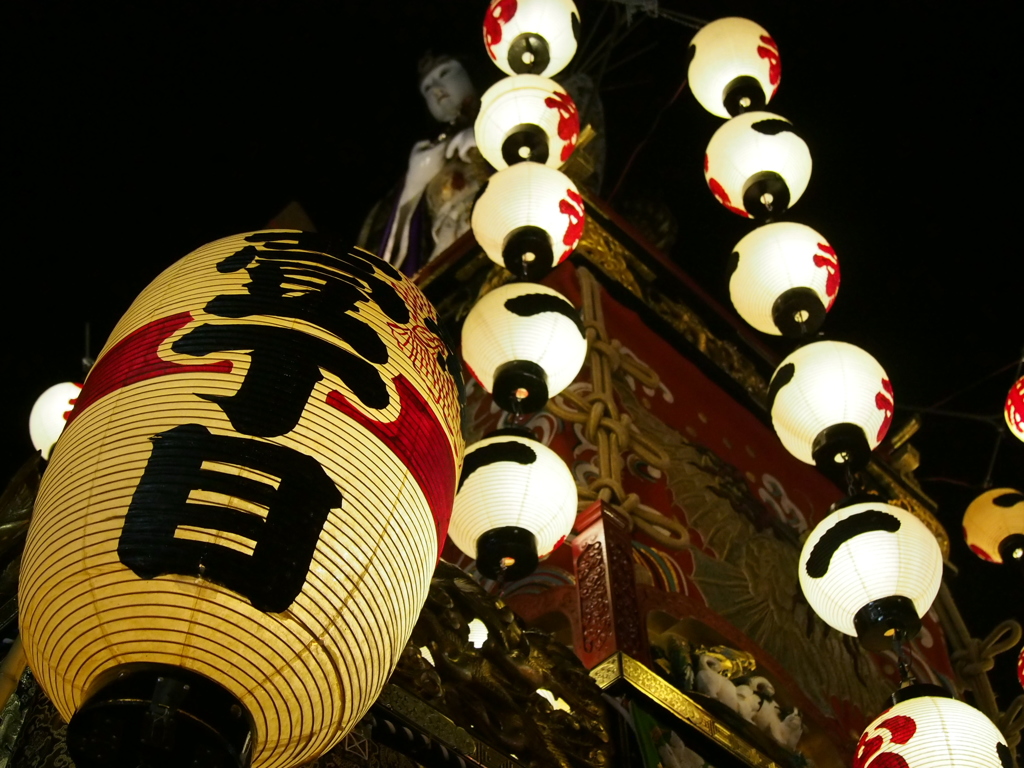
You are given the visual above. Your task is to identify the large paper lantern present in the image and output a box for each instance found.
[449,429,577,579]
[962,488,1024,563]
[29,381,82,459]
[854,691,1010,768]
[18,231,464,768]
[688,17,781,118]
[475,74,579,170]
[728,222,839,337]
[768,340,893,469]
[704,111,811,220]
[1006,375,1024,442]
[483,0,580,77]
[461,282,587,414]
[798,500,943,650]
[471,162,585,279]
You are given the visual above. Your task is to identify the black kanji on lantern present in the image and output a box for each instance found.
[118,423,340,612]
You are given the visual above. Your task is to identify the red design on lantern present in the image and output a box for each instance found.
[1006,376,1024,436]
[853,715,916,768]
[484,0,518,60]
[559,189,585,261]
[68,312,232,425]
[327,374,457,554]
[969,543,995,562]
[62,386,82,421]
[757,34,782,96]
[706,171,751,218]
[875,378,894,443]
[813,242,841,309]
[544,90,580,162]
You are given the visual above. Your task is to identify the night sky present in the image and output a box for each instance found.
[7,0,1022,709]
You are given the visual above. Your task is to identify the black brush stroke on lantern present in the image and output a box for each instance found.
[509,33,550,74]
[503,293,585,336]
[805,508,902,579]
[994,492,1024,507]
[502,123,550,167]
[766,362,794,412]
[750,119,795,136]
[457,439,537,492]
[723,76,766,116]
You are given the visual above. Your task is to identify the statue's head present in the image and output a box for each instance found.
[418,53,476,125]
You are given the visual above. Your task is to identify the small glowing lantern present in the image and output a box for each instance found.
[471,162,585,279]
[768,341,893,469]
[29,381,82,459]
[461,282,587,414]
[1005,376,1024,442]
[688,18,781,118]
[962,488,1024,563]
[728,222,839,337]
[475,74,580,170]
[798,500,943,650]
[483,0,580,77]
[854,690,1010,768]
[704,111,811,220]
[449,429,577,580]
[18,231,464,768]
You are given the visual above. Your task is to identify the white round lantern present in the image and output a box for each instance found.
[728,222,839,337]
[475,74,580,170]
[449,430,577,580]
[483,0,580,77]
[461,282,587,414]
[855,692,1010,768]
[768,341,893,468]
[29,381,82,459]
[962,488,1024,564]
[1005,375,1024,442]
[688,18,781,118]
[799,501,943,650]
[704,111,811,220]
[471,162,585,278]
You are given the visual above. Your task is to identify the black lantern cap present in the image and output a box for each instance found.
[502,123,550,166]
[502,225,554,280]
[493,359,549,414]
[67,663,254,768]
[742,171,791,221]
[812,422,871,472]
[476,526,539,581]
[889,681,953,706]
[508,33,550,74]
[723,75,766,116]
[854,595,922,652]
[998,533,1024,563]
[772,287,826,338]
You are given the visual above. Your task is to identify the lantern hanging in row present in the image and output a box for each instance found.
[962,488,1024,564]
[768,340,893,469]
[1005,375,1024,442]
[471,161,585,279]
[18,231,465,768]
[798,499,943,650]
[728,222,839,337]
[688,17,781,118]
[704,111,811,220]
[29,381,82,459]
[483,0,580,78]
[449,428,577,580]
[475,74,580,170]
[461,281,587,414]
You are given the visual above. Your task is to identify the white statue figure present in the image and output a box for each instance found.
[734,683,762,722]
[753,697,781,732]
[658,731,706,768]
[695,652,739,711]
[778,708,804,751]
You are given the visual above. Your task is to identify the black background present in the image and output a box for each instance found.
[7,0,1022,711]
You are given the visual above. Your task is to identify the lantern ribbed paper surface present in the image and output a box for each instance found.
[962,487,1024,563]
[461,282,587,411]
[1006,376,1024,442]
[18,231,464,768]
[475,74,580,170]
[704,111,811,220]
[483,0,580,77]
[449,433,577,560]
[769,341,893,467]
[729,222,839,337]
[29,381,82,459]
[688,17,781,118]
[854,696,1009,768]
[799,502,942,637]
[471,161,584,278]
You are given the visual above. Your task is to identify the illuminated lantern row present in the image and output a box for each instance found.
[705,111,812,220]
[18,231,464,768]
[461,282,586,414]
[962,488,1024,563]
[483,0,580,78]
[688,17,781,118]
[449,429,577,580]
[1006,375,1024,442]
[798,500,943,650]
[728,222,839,337]
[768,340,893,469]
[475,74,580,170]
[471,162,585,279]
[29,381,82,459]
[855,690,1010,768]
